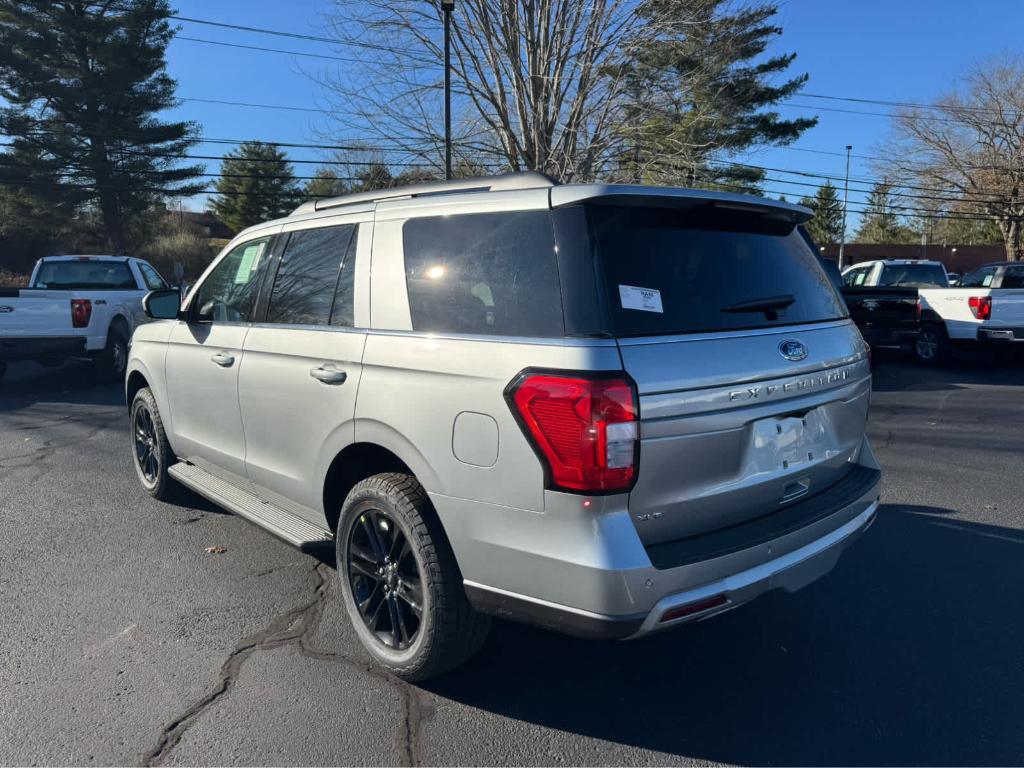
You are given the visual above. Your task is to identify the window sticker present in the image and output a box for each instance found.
[234,242,265,284]
[619,284,663,313]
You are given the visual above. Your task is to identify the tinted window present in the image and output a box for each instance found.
[138,262,167,290]
[193,238,271,323]
[999,266,1024,289]
[34,260,135,290]
[591,206,847,336]
[403,211,563,337]
[878,263,948,288]
[267,225,355,326]
[330,227,359,327]
[960,266,997,288]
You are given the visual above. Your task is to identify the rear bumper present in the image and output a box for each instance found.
[0,336,87,361]
[978,327,1024,343]
[442,439,882,640]
[859,327,918,347]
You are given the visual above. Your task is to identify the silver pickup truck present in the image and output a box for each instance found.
[0,255,169,381]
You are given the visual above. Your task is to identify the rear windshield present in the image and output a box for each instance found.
[34,260,136,290]
[878,263,947,288]
[590,206,848,337]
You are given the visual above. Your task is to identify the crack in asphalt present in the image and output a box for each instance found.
[141,561,430,767]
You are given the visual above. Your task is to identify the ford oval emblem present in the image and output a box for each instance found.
[779,339,808,362]
[0,305,14,314]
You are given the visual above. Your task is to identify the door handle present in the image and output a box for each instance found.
[310,365,347,385]
[211,351,235,367]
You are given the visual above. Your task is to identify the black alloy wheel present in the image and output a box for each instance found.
[347,508,424,650]
[133,403,160,483]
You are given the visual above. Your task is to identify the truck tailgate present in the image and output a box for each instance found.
[0,289,76,337]
[621,322,871,545]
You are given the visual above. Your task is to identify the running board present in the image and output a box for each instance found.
[168,462,333,547]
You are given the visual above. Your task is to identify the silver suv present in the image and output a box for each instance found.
[128,173,881,680]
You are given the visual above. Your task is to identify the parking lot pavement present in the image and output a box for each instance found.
[0,355,1022,766]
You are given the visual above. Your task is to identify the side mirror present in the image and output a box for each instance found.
[143,288,182,320]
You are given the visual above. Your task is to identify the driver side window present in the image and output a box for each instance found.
[192,238,271,323]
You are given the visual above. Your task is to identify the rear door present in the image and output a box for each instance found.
[238,218,368,525]
[587,204,870,545]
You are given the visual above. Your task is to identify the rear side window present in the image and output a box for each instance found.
[138,262,167,290]
[34,260,135,290]
[267,225,356,326]
[878,263,947,288]
[590,206,847,336]
[1000,266,1024,289]
[960,266,997,288]
[402,211,564,337]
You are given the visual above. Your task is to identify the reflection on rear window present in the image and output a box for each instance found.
[878,264,947,288]
[35,260,135,290]
[590,206,848,336]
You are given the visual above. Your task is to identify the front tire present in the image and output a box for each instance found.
[915,324,949,365]
[130,387,178,500]
[336,473,490,681]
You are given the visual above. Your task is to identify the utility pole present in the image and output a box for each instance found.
[441,0,455,180]
[838,144,852,269]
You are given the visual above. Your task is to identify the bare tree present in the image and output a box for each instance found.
[879,57,1024,261]
[317,0,646,181]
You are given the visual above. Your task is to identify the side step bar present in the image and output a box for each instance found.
[168,461,333,547]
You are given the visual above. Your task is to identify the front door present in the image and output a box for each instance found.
[165,235,275,480]
[238,221,366,525]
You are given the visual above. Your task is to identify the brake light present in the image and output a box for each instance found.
[70,299,92,328]
[506,372,638,493]
[968,295,992,320]
[915,296,922,320]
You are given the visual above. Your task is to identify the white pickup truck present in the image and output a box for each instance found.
[917,262,1024,363]
[0,255,170,381]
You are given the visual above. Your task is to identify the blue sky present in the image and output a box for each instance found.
[163,0,1024,228]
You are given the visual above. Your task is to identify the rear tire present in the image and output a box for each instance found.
[99,325,129,382]
[130,387,178,501]
[336,473,490,681]
[915,324,949,365]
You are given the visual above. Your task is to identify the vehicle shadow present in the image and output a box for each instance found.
[0,360,123,412]
[426,504,1024,765]
[872,354,1024,393]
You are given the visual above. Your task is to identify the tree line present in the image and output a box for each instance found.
[0,0,1020,280]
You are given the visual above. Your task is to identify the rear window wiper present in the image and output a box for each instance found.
[721,294,795,314]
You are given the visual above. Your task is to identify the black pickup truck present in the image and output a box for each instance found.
[815,251,920,353]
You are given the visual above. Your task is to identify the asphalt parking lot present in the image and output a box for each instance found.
[1,353,1022,766]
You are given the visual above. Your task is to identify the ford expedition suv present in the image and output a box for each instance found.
[127,173,881,680]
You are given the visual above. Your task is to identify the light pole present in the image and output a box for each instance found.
[838,144,852,269]
[441,0,455,180]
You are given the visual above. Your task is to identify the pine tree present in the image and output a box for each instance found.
[0,0,202,252]
[800,182,844,244]
[209,142,301,232]
[855,183,915,243]
[619,0,816,188]
[305,168,347,199]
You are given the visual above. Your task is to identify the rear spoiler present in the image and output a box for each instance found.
[550,184,813,225]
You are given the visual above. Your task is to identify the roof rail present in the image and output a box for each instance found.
[291,171,558,216]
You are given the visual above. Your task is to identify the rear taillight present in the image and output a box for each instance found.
[915,296,922,320]
[968,295,992,320]
[70,299,92,328]
[506,371,639,493]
